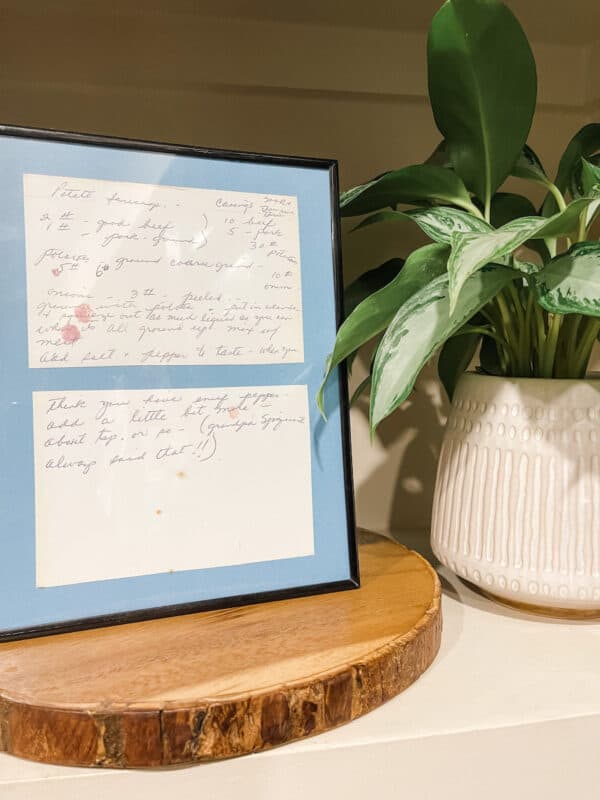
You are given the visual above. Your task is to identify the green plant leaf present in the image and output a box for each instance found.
[447,197,596,310]
[339,165,476,217]
[344,259,404,318]
[534,242,600,316]
[317,243,450,416]
[350,374,371,406]
[343,261,404,374]
[569,157,600,237]
[586,199,600,229]
[489,192,550,262]
[370,265,515,430]
[479,335,503,376]
[542,123,600,215]
[511,145,550,187]
[425,140,452,168]
[489,192,537,228]
[438,330,481,401]
[427,0,536,211]
[512,256,541,275]
[352,206,491,243]
[570,156,600,200]
[555,126,600,191]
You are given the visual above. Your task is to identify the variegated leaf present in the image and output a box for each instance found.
[488,193,551,262]
[447,197,596,310]
[512,256,541,275]
[370,266,515,430]
[534,242,600,316]
[317,243,449,416]
[352,206,491,243]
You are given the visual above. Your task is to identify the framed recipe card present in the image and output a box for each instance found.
[0,125,357,641]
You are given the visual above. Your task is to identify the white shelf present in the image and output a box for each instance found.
[1,530,599,799]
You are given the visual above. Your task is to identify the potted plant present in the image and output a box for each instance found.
[318,0,600,616]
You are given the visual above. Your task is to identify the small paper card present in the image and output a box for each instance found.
[33,385,314,587]
[23,173,304,368]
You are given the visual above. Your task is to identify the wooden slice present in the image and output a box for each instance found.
[0,533,441,768]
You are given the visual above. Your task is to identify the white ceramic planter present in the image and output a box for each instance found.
[431,373,600,616]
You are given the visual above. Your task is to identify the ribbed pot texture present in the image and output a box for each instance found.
[431,373,600,613]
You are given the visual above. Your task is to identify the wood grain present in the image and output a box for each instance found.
[0,533,441,767]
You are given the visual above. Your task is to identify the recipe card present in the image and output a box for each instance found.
[24,173,304,368]
[33,384,314,587]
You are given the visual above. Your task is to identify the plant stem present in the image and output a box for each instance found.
[572,318,600,377]
[577,212,587,243]
[553,314,574,378]
[484,191,491,224]
[506,282,530,371]
[494,290,521,374]
[540,313,563,378]
[547,182,567,213]
[505,282,525,328]
[455,326,506,347]
[463,201,486,220]
[479,303,510,373]
[522,289,534,376]
[531,296,546,374]
[565,315,583,376]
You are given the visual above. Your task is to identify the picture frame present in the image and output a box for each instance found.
[0,124,358,642]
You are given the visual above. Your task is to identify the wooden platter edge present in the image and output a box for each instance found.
[0,545,442,768]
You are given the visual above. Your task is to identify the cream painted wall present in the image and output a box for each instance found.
[1,2,597,533]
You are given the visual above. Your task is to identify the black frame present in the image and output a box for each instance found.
[0,123,359,642]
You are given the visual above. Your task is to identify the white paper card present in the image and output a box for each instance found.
[32,385,314,587]
[23,173,303,368]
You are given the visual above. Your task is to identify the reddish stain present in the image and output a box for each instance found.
[74,303,93,323]
[61,324,81,343]
[51,268,62,277]
[228,407,240,419]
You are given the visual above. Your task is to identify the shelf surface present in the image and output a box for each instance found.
[1,530,599,798]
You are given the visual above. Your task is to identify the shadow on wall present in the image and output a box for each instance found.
[350,349,450,536]
[340,213,452,535]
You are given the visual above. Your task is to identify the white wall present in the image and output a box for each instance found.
[1,1,597,533]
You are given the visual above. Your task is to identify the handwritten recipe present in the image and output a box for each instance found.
[24,173,304,368]
[32,385,314,587]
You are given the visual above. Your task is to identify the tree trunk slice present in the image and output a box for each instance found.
[0,532,441,768]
